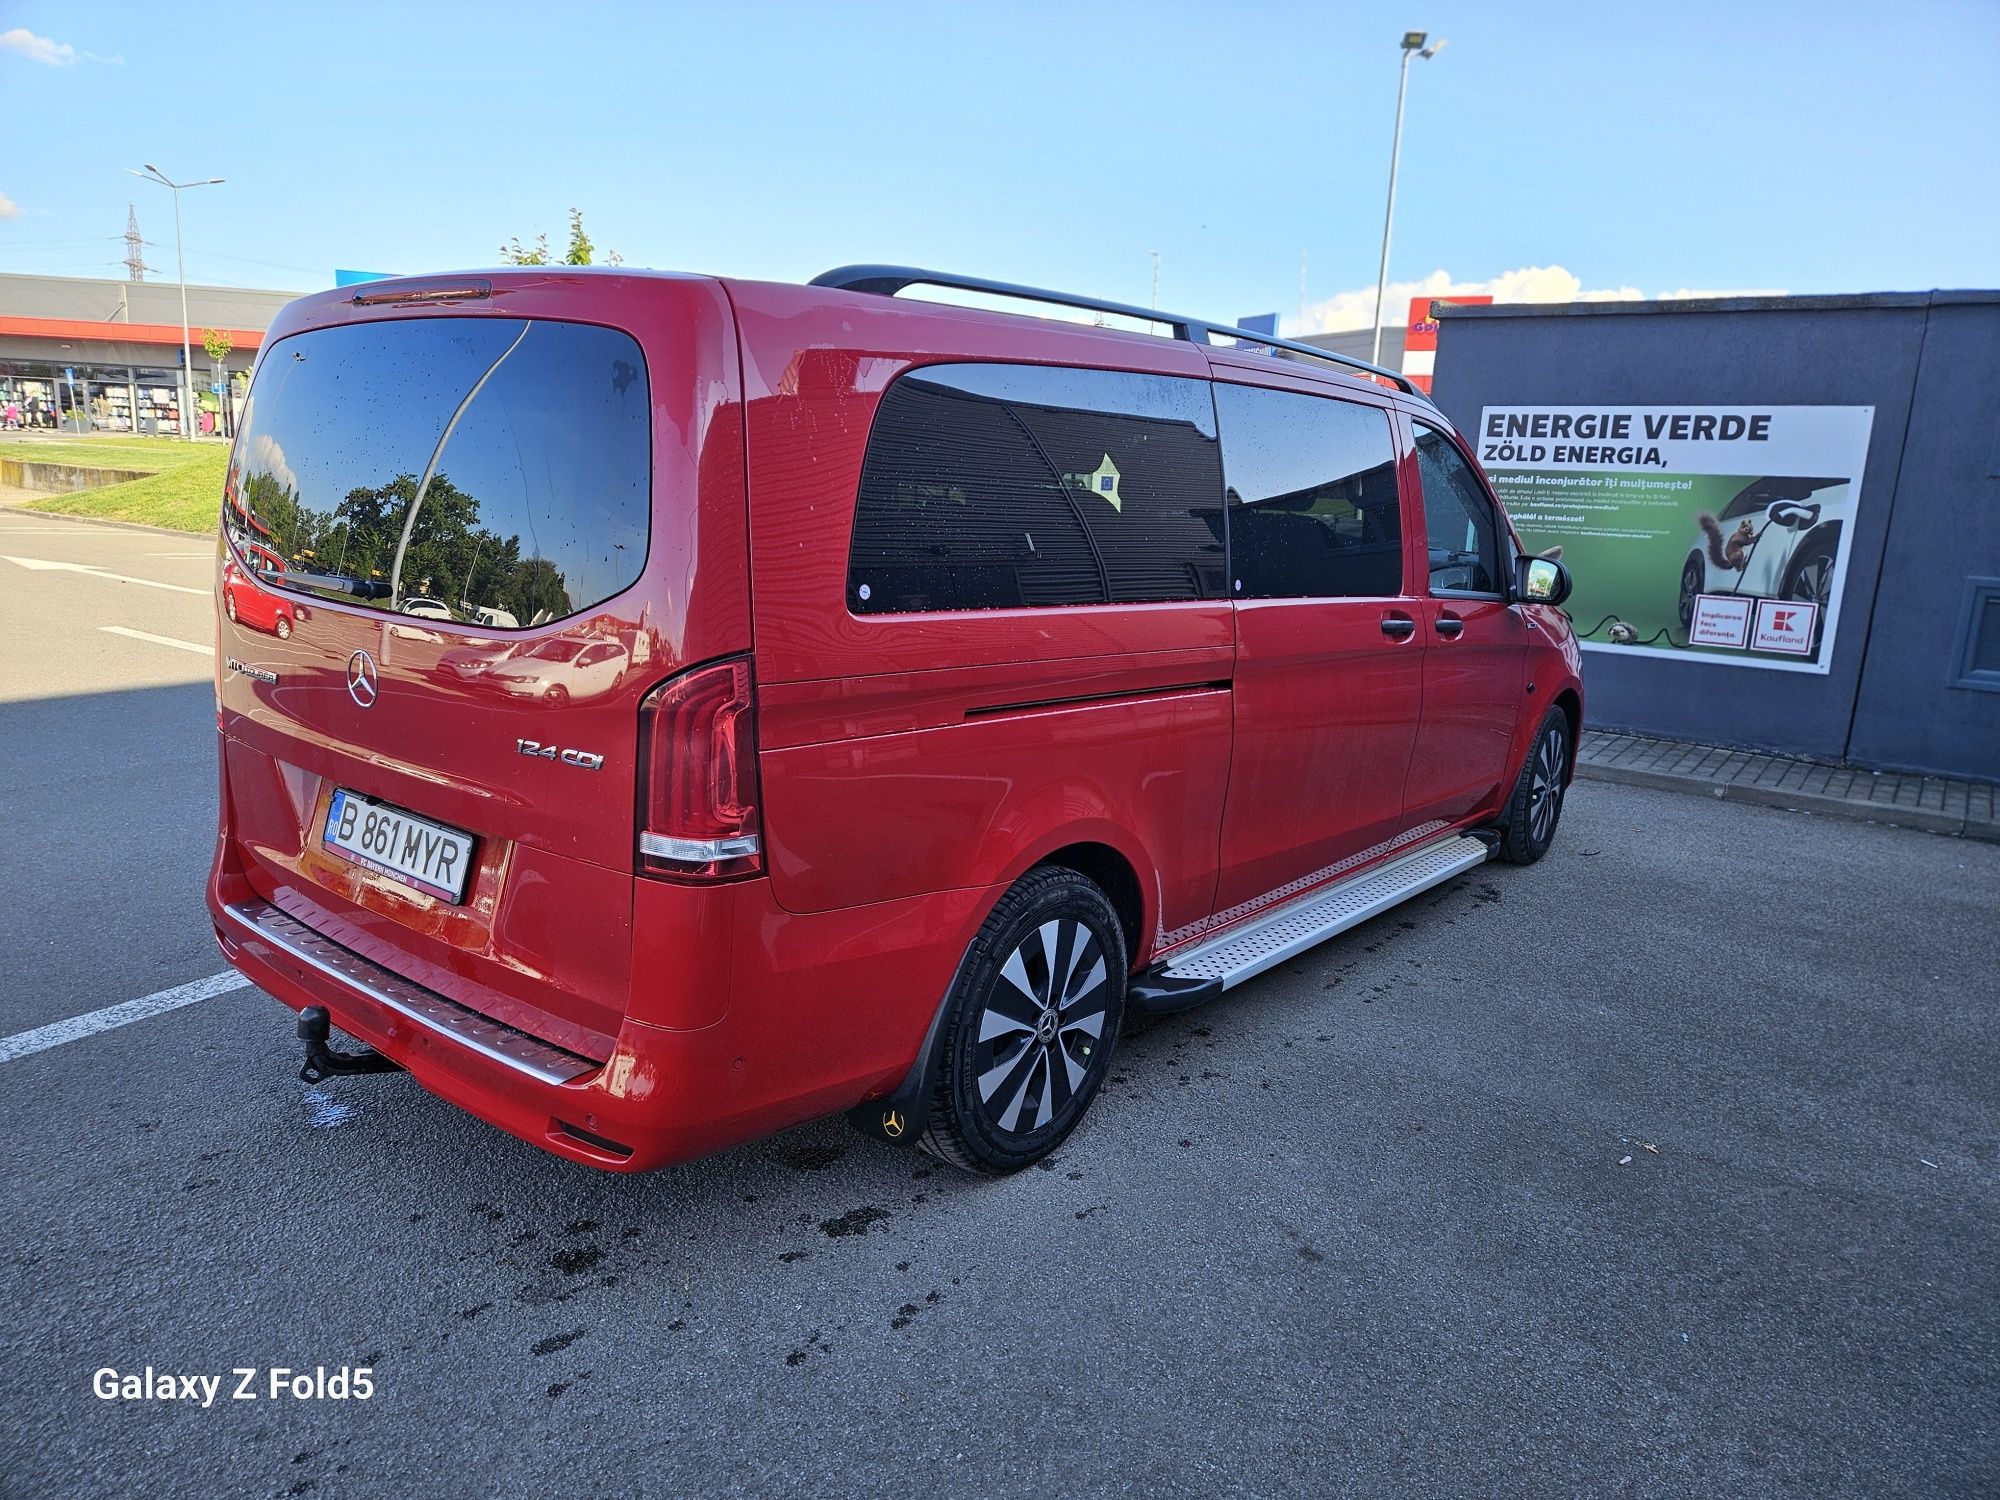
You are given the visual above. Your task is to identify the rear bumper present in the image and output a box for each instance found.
[212,890,741,1171]
[207,864,999,1173]
[227,901,602,1085]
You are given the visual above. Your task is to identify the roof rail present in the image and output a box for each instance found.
[809,264,1421,397]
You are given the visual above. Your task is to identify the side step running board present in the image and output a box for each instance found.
[1128,834,1492,1016]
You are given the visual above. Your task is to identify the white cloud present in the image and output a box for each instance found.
[0,190,17,220]
[248,433,297,495]
[1655,286,1788,300]
[1283,265,1787,336]
[0,28,78,66]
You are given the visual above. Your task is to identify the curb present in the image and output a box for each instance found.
[1,499,209,540]
[1575,761,2000,843]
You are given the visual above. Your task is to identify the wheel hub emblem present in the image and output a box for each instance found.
[346,650,379,709]
[1035,1009,1059,1043]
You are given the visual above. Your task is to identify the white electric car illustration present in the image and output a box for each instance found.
[1677,476,1850,650]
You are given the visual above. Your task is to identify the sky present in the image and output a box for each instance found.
[1,1,1996,334]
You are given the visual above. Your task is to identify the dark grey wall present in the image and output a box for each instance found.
[1844,300,2000,779]
[1432,291,1999,782]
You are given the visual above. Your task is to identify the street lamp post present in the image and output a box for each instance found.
[1370,31,1446,368]
[129,165,224,439]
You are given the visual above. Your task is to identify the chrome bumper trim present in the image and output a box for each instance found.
[225,900,601,1086]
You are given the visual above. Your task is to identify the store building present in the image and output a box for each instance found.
[0,272,302,435]
[1296,297,1488,392]
[1297,324,1406,373]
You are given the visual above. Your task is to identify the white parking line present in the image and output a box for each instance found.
[3,554,207,595]
[101,624,213,657]
[0,971,252,1064]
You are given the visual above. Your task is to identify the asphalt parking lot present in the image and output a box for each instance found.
[2,511,1995,1499]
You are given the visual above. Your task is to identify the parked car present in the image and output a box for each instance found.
[208,265,1582,1175]
[220,541,297,640]
[438,638,531,684]
[485,636,628,705]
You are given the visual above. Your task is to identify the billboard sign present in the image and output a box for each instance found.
[1477,404,1875,674]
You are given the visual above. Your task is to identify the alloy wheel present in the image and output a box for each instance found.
[1788,555,1831,608]
[973,918,1110,1137]
[1529,723,1567,846]
[1678,558,1703,630]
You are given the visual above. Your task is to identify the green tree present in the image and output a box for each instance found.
[499,231,550,266]
[201,328,233,365]
[504,556,573,624]
[564,208,593,266]
[231,447,574,619]
[500,208,619,267]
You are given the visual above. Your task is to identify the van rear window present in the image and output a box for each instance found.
[224,317,649,629]
[847,363,1224,614]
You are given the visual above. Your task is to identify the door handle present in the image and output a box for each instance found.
[1435,616,1466,639]
[1380,617,1416,640]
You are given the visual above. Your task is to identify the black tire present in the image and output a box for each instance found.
[1780,527,1838,610]
[1780,526,1839,656]
[274,615,292,640]
[1677,554,1705,633]
[1499,707,1571,865]
[920,867,1127,1175]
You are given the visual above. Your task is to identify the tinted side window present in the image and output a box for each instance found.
[848,364,1224,613]
[1415,422,1502,595]
[1215,383,1403,599]
[226,317,650,629]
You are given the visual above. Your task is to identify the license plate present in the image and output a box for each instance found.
[322,789,475,903]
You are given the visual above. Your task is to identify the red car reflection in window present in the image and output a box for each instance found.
[222,542,298,640]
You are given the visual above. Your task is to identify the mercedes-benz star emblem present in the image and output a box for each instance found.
[346,650,379,709]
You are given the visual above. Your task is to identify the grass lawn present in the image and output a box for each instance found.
[2,435,227,533]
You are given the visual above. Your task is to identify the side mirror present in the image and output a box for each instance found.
[1514,555,1572,607]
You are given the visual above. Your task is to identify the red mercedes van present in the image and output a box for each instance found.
[207,265,1581,1174]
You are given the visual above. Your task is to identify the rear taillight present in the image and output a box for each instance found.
[636,657,762,881]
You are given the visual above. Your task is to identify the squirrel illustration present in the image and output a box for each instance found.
[1699,513,1755,571]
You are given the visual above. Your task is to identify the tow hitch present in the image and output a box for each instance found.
[297,1005,403,1084]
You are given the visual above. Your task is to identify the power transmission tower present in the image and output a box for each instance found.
[124,205,148,281]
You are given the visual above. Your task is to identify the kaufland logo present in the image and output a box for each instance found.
[1752,597,1818,656]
